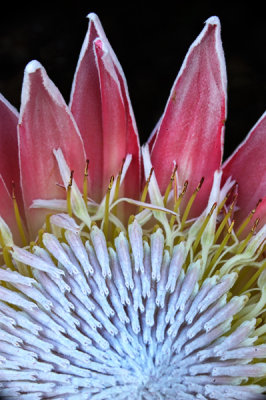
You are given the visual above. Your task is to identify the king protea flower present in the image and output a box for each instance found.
[0,13,266,400]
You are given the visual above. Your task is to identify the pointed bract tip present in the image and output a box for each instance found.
[205,16,220,27]
[25,60,43,74]
[86,12,99,21]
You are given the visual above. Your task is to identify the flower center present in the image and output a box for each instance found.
[1,218,265,399]
[0,153,266,399]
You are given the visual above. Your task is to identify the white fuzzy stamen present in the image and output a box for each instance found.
[1,222,265,399]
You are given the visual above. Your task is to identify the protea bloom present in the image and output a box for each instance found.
[0,13,266,400]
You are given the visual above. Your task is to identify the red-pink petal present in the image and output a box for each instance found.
[150,17,226,215]
[70,13,140,201]
[0,175,21,244]
[18,61,86,238]
[0,95,22,200]
[94,38,140,200]
[222,112,266,225]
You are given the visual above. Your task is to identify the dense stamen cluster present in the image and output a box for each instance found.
[0,152,266,399]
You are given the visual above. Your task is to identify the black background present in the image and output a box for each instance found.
[0,1,265,160]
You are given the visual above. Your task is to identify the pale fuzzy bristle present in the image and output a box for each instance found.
[0,219,266,400]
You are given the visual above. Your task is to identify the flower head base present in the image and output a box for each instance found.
[0,13,266,400]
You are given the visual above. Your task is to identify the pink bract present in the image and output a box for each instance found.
[0,13,265,241]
